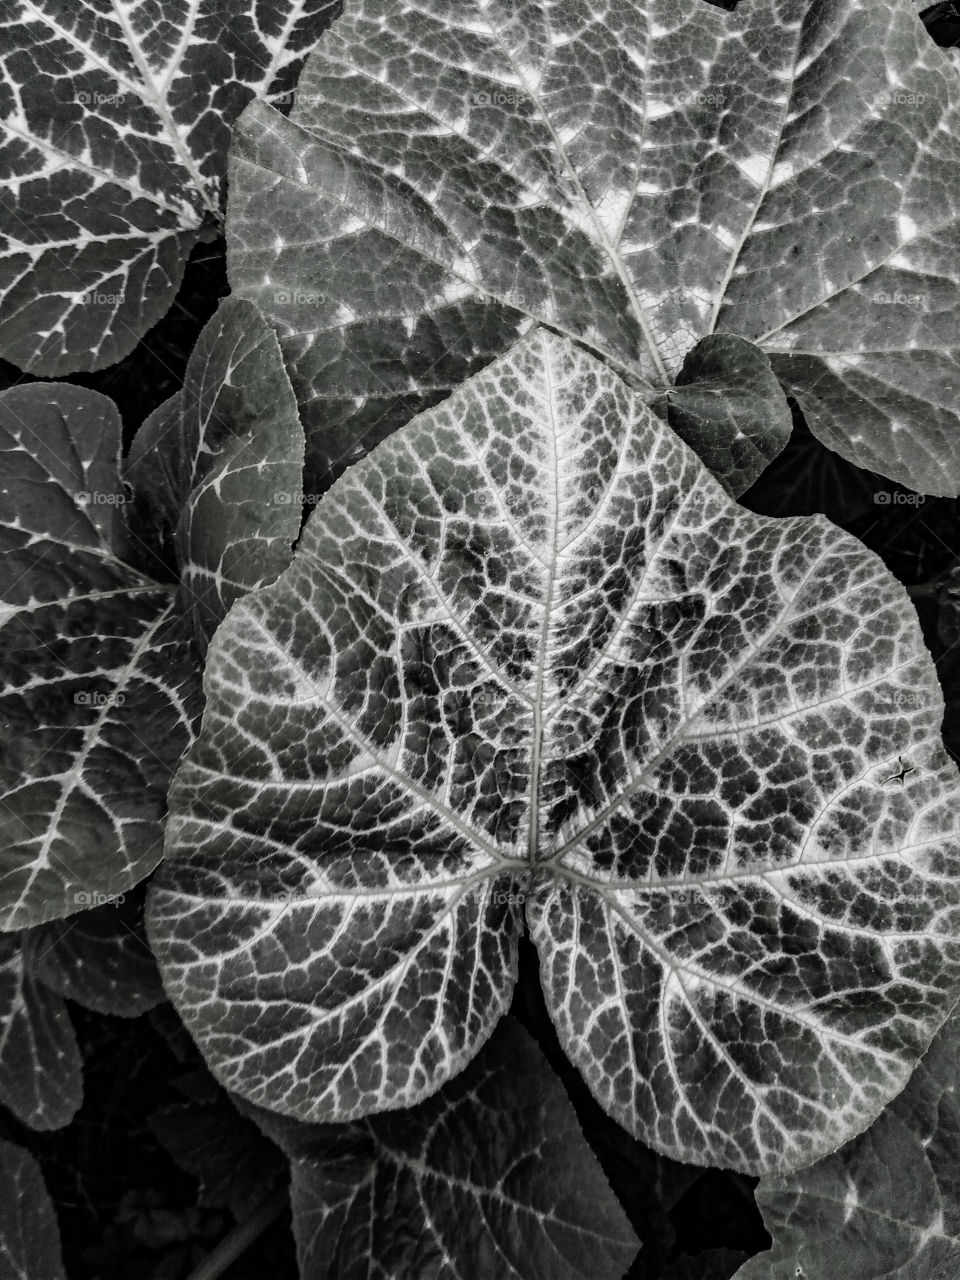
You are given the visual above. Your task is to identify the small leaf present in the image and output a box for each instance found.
[735,1013,960,1279]
[657,336,792,497]
[0,0,341,374]
[0,1138,66,1280]
[29,888,164,1017]
[0,384,199,928]
[125,296,305,650]
[149,330,960,1175]
[252,1017,639,1280]
[0,932,80,1130]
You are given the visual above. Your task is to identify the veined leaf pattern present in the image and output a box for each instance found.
[150,331,960,1175]
[229,0,960,494]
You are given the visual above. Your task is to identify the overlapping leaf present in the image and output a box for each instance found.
[0,384,198,929]
[0,1139,65,1280]
[150,330,960,1175]
[125,296,305,651]
[0,0,340,374]
[735,1013,960,1279]
[0,932,80,1130]
[29,889,164,1017]
[246,1016,639,1280]
[229,0,960,495]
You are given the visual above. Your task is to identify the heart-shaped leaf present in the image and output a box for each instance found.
[149,329,960,1175]
[228,0,960,495]
[0,0,340,374]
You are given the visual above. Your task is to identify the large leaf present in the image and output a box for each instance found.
[0,384,198,929]
[0,932,80,1130]
[0,1139,65,1280]
[125,296,305,650]
[735,1012,960,1279]
[148,330,960,1175]
[247,1016,639,1280]
[229,0,960,495]
[0,0,340,375]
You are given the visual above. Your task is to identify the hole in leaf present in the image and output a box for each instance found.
[702,0,739,9]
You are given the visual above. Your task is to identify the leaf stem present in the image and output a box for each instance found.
[185,1186,289,1280]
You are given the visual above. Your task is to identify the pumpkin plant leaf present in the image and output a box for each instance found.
[0,0,340,375]
[148,330,960,1176]
[229,0,960,495]
[246,1016,639,1280]
[0,383,198,929]
[125,296,305,651]
[735,1012,960,1279]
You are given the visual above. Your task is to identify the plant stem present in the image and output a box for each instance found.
[907,580,944,599]
[185,1186,289,1280]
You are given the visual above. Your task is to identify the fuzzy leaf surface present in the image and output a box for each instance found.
[229,0,960,495]
[149,330,960,1175]
[0,0,340,374]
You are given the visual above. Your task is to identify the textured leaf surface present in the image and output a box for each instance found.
[0,0,340,374]
[0,1139,65,1280]
[0,932,80,1130]
[29,890,164,1017]
[229,0,960,494]
[125,297,305,649]
[252,1016,639,1280]
[735,1014,960,1279]
[0,384,199,928]
[149,330,960,1174]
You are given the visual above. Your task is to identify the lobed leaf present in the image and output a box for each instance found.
[229,0,960,495]
[150,330,960,1175]
[0,0,340,374]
